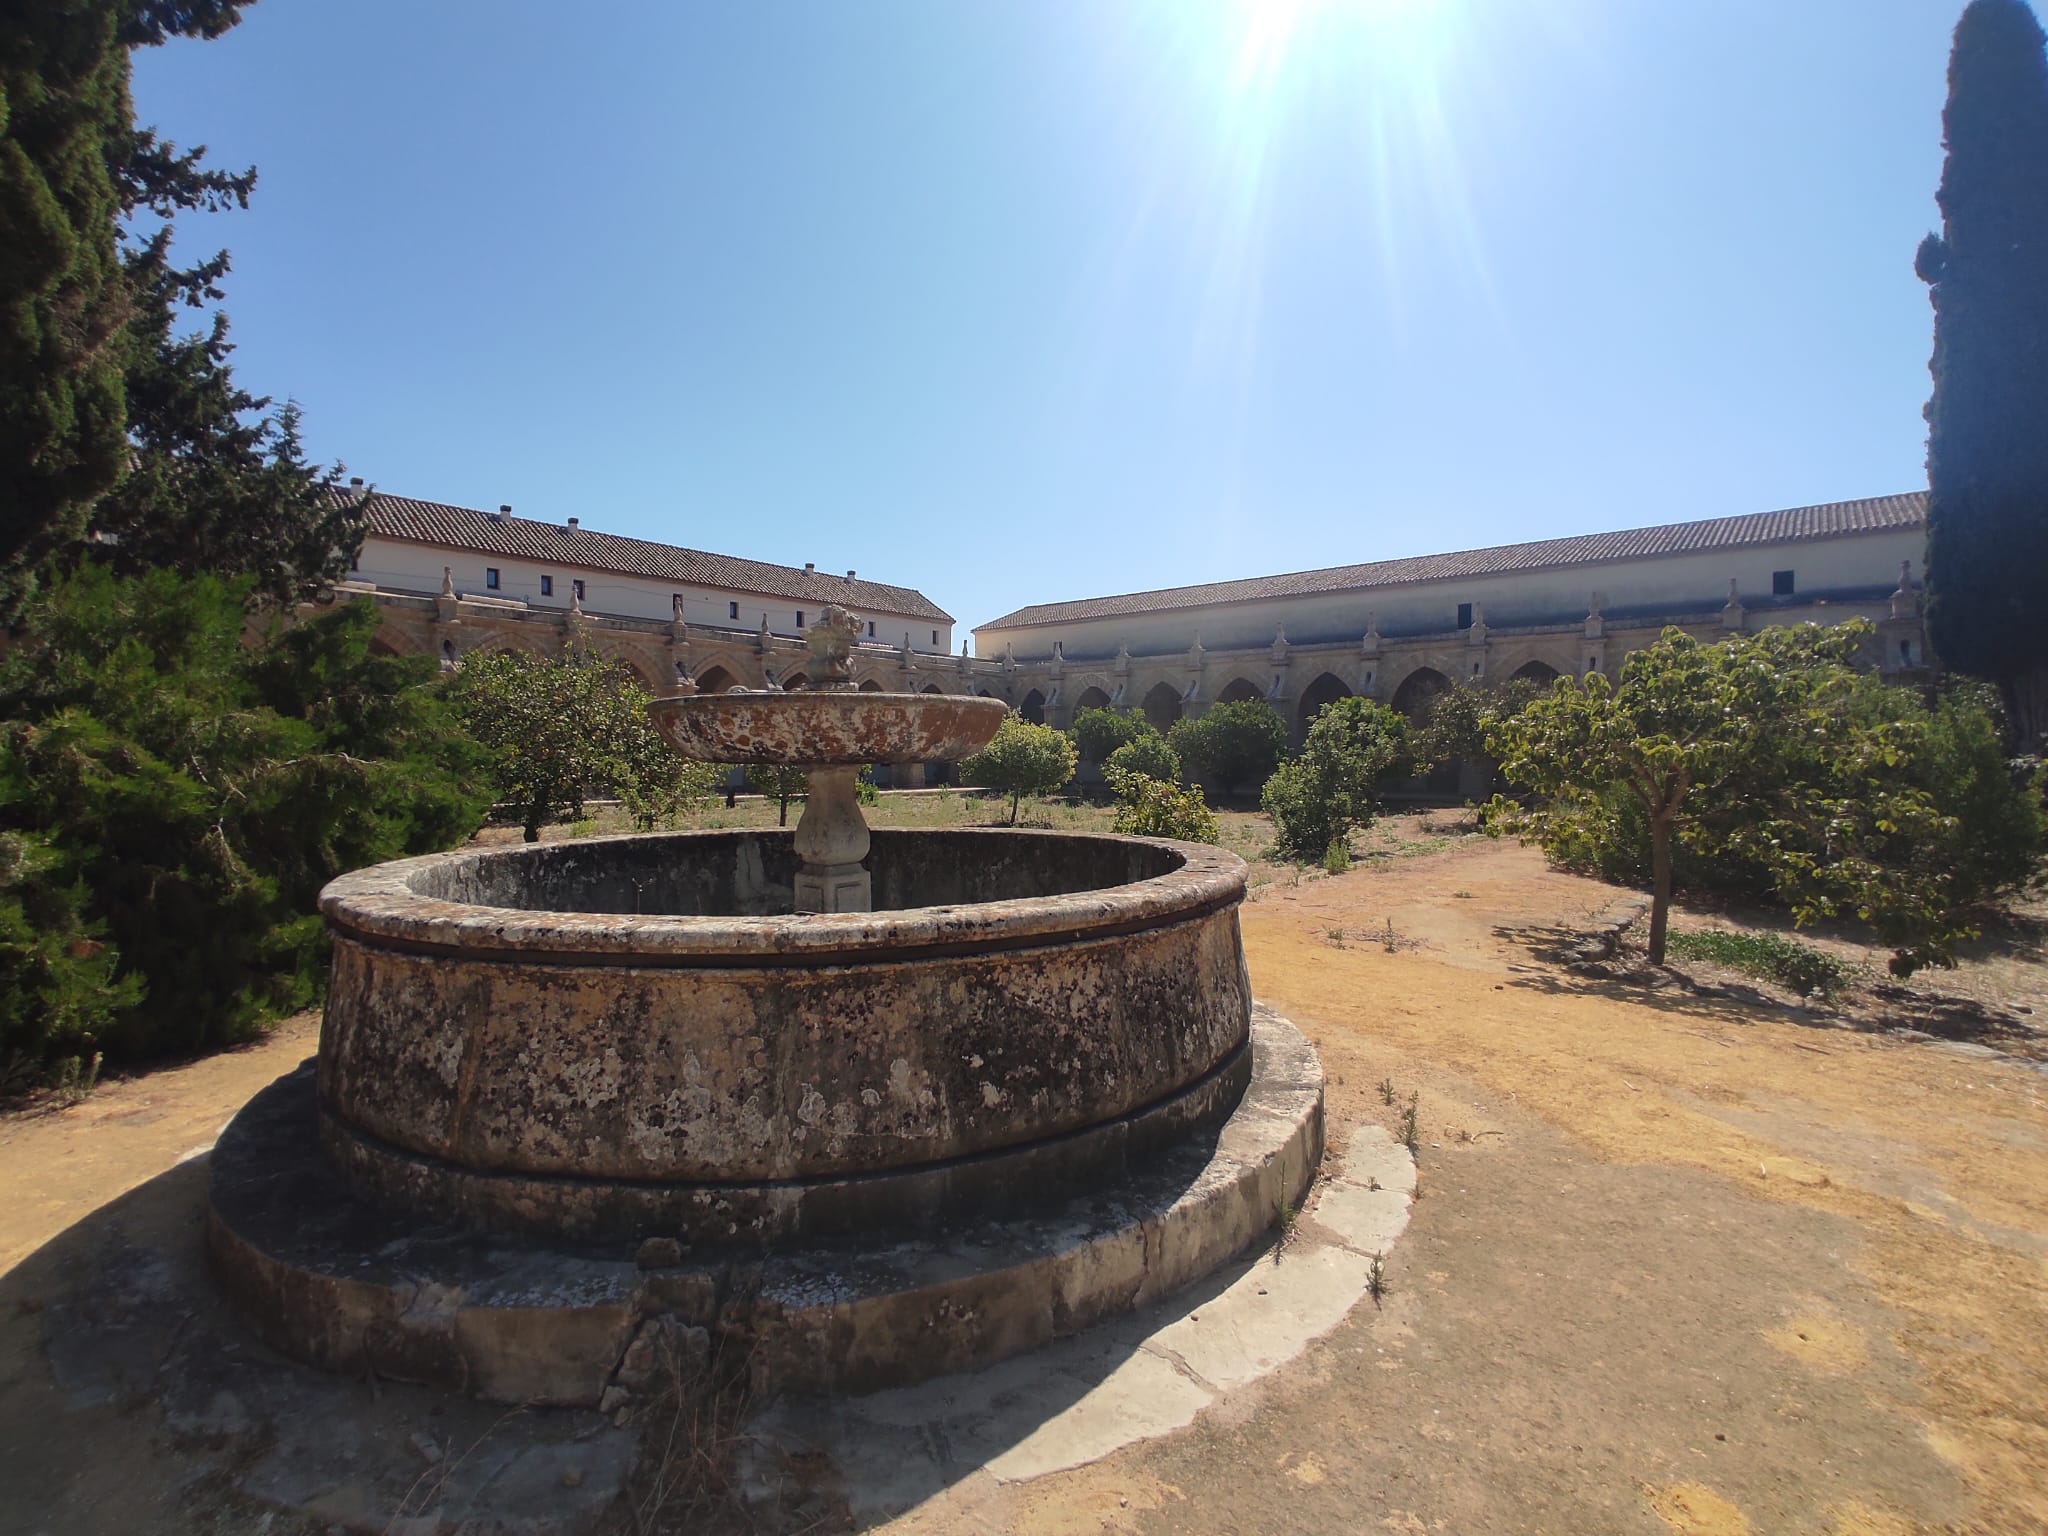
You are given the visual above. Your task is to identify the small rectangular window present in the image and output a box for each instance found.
[932,630,940,646]
[1456,602,1473,630]
[540,575,553,596]
[486,567,500,591]
[1772,569,1795,596]
[728,601,740,620]
[796,611,806,629]
[573,579,585,601]
[868,621,875,637]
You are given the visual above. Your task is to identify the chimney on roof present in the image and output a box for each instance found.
[349,477,364,489]
[566,517,579,529]
[845,569,856,581]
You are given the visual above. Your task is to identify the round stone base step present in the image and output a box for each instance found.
[206,1006,1324,1406]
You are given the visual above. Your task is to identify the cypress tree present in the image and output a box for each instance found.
[0,0,132,612]
[1917,0,2048,749]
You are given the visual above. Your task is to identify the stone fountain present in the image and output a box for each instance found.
[205,606,1323,1407]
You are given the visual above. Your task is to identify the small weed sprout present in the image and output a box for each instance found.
[1326,926,1346,947]
[1367,1252,1387,1305]
[1400,1093,1420,1154]
[1321,838,1350,876]
[1378,1077,1396,1106]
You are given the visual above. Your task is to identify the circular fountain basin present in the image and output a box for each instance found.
[649,690,1009,764]
[315,829,1253,1244]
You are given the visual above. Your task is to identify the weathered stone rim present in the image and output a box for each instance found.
[649,690,1010,766]
[317,828,1249,963]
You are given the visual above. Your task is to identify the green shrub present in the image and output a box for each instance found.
[1105,730,1180,783]
[962,715,1077,824]
[1170,700,1290,798]
[856,765,879,805]
[1071,706,1150,764]
[1106,768,1219,843]
[1666,930,1855,999]
[1262,697,1410,862]
[1321,838,1350,875]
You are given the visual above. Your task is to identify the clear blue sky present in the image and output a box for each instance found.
[130,0,1969,633]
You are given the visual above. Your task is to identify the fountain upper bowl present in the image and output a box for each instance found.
[649,689,1009,765]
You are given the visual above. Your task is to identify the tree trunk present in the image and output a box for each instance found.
[1009,788,1021,825]
[2003,667,2048,756]
[523,802,542,843]
[1647,814,1674,965]
[777,790,789,827]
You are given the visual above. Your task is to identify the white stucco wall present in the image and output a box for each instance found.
[973,528,1921,661]
[354,535,954,654]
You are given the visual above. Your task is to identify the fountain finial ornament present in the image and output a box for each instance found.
[806,604,862,690]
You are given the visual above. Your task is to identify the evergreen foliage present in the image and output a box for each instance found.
[1487,625,2044,974]
[1103,728,1179,784]
[2,0,357,617]
[1070,706,1150,764]
[0,0,132,606]
[960,715,1077,824]
[1169,699,1290,799]
[1261,696,1410,862]
[1918,0,2048,747]
[0,571,492,1076]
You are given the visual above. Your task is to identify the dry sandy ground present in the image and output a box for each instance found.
[2,829,2044,1535]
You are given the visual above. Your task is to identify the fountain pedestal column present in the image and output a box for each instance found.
[793,765,871,912]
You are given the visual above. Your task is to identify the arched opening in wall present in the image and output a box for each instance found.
[1296,672,1352,741]
[857,678,884,692]
[974,688,995,699]
[605,654,663,694]
[368,633,406,659]
[1390,666,1450,725]
[1020,689,1047,725]
[1216,677,1262,705]
[1074,685,1112,713]
[1510,660,1561,687]
[780,671,809,691]
[1142,681,1182,733]
[920,683,943,695]
[695,664,739,694]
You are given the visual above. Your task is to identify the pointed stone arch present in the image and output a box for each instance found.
[1390,665,1451,723]
[1074,685,1113,713]
[920,682,944,695]
[695,664,740,694]
[780,670,810,691]
[1141,681,1183,733]
[1510,659,1561,686]
[1020,689,1047,725]
[858,678,884,693]
[1216,676,1262,705]
[1296,671,1352,740]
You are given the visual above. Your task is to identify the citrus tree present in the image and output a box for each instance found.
[1104,729,1180,783]
[451,649,710,841]
[1487,623,2042,973]
[1261,696,1410,862]
[1071,706,1150,764]
[1170,699,1289,800]
[961,716,1077,825]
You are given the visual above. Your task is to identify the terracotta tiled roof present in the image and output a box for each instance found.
[978,492,1927,631]
[357,491,952,623]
